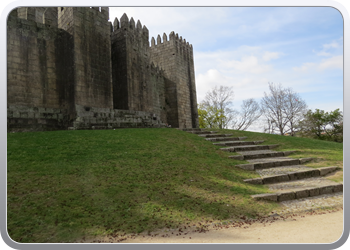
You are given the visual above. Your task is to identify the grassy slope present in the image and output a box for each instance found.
[7,128,343,242]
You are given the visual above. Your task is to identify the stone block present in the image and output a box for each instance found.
[299,158,314,164]
[255,162,274,169]
[295,189,309,199]
[333,183,343,192]
[318,166,338,176]
[308,188,320,197]
[45,108,54,113]
[293,169,319,180]
[236,164,254,171]
[277,192,295,202]
[288,172,298,181]
[263,174,290,184]
[319,186,334,195]
[244,178,263,185]
[281,159,299,166]
[13,111,20,118]
[251,193,278,202]
[229,155,244,160]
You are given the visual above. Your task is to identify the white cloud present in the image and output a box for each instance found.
[319,55,343,70]
[221,56,272,74]
[323,41,340,49]
[293,55,342,72]
[262,51,281,61]
[293,62,316,72]
[313,38,343,57]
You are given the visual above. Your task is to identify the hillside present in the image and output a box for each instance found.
[7,128,343,242]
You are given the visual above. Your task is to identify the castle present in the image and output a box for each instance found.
[7,7,199,132]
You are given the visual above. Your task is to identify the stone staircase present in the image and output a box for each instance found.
[180,128,343,212]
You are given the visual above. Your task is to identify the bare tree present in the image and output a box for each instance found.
[283,88,307,136]
[261,83,307,135]
[232,98,262,131]
[201,86,235,129]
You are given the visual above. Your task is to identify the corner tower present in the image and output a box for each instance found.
[58,7,113,110]
[111,13,153,112]
[149,32,199,128]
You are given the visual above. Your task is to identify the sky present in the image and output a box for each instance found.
[109,7,343,132]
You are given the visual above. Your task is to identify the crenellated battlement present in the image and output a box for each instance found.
[150,31,193,51]
[150,62,165,76]
[112,13,149,38]
[7,7,198,131]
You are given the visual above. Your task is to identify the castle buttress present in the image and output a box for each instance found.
[7,7,199,131]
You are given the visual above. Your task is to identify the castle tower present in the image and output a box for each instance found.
[111,14,153,112]
[150,32,199,128]
[57,7,113,110]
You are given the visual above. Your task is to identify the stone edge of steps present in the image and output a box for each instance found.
[251,183,343,202]
[206,136,247,142]
[213,140,265,146]
[229,150,297,160]
[243,166,339,184]
[220,144,279,152]
[236,157,314,170]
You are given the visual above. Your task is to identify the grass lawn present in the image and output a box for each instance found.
[7,128,343,242]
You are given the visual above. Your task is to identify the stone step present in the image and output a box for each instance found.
[198,133,233,138]
[213,140,264,147]
[244,166,339,184]
[205,136,248,142]
[179,128,203,131]
[188,131,218,135]
[235,157,314,170]
[220,144,279,152]
[229,150,297,160]
[251,179,343,202]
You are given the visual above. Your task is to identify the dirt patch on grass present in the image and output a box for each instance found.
[77,208,343,244]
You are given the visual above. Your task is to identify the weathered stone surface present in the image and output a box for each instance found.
[318,166,338,176]
[319,186,334,195]
[299,158,314,164]
[278,192,295,202]
[7,7,199,132]
[295,189,309,199]
[333,183,343,192]
[244,178,263,185]
[262,174,290,184]
[251,193,278,201]
[236,164,255,170]
[308,188,320,197]
[229,155,244,160]
[292,169,320,179]
[283,151,297,156]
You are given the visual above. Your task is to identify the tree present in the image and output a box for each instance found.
[261,83,307,135]
[200,86,235,129]
[199,86,262,131]
[298,108,343,142]
[231,98,262,131]
[198,103,226,129]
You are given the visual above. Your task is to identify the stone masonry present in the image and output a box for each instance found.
[7,7,199,132]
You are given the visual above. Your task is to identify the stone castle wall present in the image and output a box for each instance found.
[149,32,199,128]
[7,8,74,130]
[58,7,113,109]
[7,7,199,132]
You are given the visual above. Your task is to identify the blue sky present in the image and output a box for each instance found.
[110,7,343,131]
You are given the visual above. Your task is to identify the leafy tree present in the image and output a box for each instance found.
[198,103,226,129]
[261,83,307,135]
[298,108,343,142]
[200,86,235,129]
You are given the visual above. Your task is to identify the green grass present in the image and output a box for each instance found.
[7,128,343,242]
